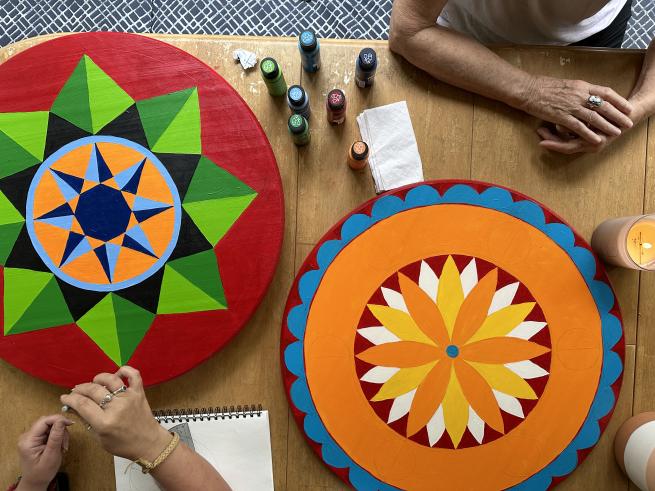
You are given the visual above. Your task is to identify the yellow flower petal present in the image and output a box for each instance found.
[437,256,464,337]
[367,304,436,345]
[467,302,536,343]
[371,362,437,401]
[442,367,468,447]
[468,362,538,399]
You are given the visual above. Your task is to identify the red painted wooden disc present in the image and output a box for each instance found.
[0,33,283,387]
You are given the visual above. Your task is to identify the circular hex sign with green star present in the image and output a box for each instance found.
[0,33,284,386]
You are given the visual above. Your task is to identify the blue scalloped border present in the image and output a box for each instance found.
[283,184,624,490]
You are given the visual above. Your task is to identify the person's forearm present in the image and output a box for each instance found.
[629,39,655,122]
[390,24,535,109]
[151,440,231,491]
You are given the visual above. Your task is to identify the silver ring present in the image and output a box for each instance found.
[112,385,127,396]
[587,94,603,108]
[99,392,114,408]
[86,424,93,431]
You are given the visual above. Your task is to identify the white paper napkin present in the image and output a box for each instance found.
[356,101,424,193]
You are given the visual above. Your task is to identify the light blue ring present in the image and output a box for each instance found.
[25,135,182,292]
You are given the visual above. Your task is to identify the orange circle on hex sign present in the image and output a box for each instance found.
[303,204,602,490]
[30,140,177,287]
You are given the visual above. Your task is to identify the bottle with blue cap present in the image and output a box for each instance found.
[287,84,311,120]
[298,30,321,73]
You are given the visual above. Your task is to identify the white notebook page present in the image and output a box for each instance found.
[114,410,274,491]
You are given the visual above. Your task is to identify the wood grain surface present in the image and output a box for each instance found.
[0,34,650,491]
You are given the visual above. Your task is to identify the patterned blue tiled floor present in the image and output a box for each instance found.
[0,0,652,48]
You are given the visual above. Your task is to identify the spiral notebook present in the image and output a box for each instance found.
[114,405,274,491]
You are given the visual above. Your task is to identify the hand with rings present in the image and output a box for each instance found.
[60,366,171,462]
[521,75,635,154]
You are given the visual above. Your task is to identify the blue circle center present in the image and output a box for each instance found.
[446,345,459,358]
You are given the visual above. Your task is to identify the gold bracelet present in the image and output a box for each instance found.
[134,432,180,474]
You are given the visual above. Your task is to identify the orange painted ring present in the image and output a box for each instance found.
[282,181,624,490]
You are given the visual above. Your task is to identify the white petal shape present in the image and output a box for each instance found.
[361,366,400,383]
[388,389,416,423]
[426,405,446,446]
[467,406,485,444]
[507,321,547,340]
[505,360,549,379]
[488,282,519,314]
[381,287,408,313]
[419,260,439,300]
[460,259,478,297]
[493,390,524,418]
[357,326,401,345]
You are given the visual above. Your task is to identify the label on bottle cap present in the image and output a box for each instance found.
[288,114,306,133]
[260,58,279,79]
[300,31,317,50]
[328,89,345,109]
[359,48,377,70]
[352,141,369,159]
[288,86,305,105]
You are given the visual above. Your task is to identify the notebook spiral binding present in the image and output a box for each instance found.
[153,404,263,423]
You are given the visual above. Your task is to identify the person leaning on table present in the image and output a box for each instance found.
[389,0,655,154]
[9,366,230,491]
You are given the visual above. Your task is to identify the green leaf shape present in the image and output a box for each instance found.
[0,192,24,263]
[51,55,134,134]
[157,250,227,314]
[0,111,49,161]
[0,129,42,179]
[4,269,73,335]
[76,293,154,366]
[136,87,201,154]
[182,157,257,246]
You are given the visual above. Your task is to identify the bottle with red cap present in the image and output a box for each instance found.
[326,89,346,125]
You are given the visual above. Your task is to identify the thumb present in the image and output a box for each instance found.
[44,420,66,455]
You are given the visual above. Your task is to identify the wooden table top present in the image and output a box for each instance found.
[0,33,651,491]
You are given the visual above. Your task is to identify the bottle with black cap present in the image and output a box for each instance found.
[355,48,378,88]
[298,29,321,73]
[288,114,310,146]
[260,57,287,96]
[287,85,311,120]
[348,141,369,170]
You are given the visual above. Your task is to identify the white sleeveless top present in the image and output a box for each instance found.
[437,0,629,45]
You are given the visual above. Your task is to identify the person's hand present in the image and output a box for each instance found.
[522,75,634,146]
[16,415,72,491]
[536,96,650,154]
[60,366,171,462]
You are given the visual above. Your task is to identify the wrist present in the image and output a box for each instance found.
[506,73,540,111]
[629,92,655,124]
[132,425,171,462]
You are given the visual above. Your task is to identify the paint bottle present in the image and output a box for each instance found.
[348,141,369,170]
[288,114,310,146]
[298,30,321,73]
[326,89,346,125]
[287,85,311,120]
[355,48,377,88]
[260,57,287,96]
